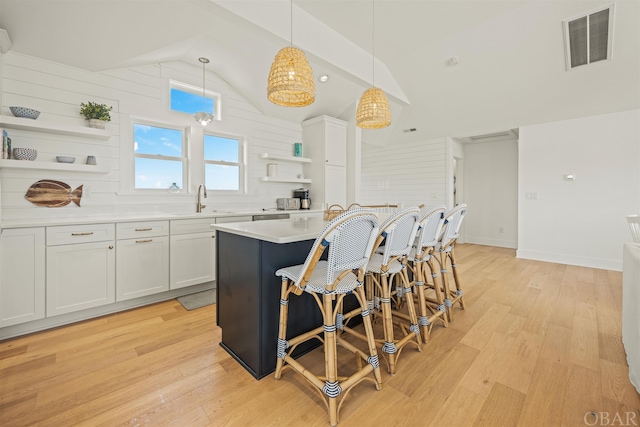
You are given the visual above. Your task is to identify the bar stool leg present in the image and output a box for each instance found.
[354,284,383,389]
[413,260,431,343]
[322,293,340,427]
[275,277,291,379]
[399,266,422,350]
[438,251,455,322]
[426,254,449,329]
[379,271,398,375]
[449,249,465,310]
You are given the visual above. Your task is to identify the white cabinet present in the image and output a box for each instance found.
[170,218,216,290]
[0,227,45,326]
[170,233,215,289]
[302,115,348,207]
[46,224,115,316]
[116,221,169,301]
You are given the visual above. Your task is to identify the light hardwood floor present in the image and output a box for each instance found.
[1,244,638,426]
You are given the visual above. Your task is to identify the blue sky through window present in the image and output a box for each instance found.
[135,157,183,189]
[171,88,214,115]
[204,135,238,162]
[134,124,182,157]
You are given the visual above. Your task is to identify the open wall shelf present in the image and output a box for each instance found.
[0,115,110,140]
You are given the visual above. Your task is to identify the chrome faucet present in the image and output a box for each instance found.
[196,184,207,213]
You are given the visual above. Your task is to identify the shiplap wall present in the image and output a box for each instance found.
[0,52,305,221]
[359,138,447,209]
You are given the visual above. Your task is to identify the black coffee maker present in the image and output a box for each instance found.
[293,188,311,209]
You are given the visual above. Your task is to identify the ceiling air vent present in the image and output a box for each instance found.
[563,4,615,70]
[469,132,512,141]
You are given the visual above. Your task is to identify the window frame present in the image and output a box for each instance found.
[203,131,246,194]
[131,118,188,193]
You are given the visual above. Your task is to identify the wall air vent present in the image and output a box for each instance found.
[563,4,615,70]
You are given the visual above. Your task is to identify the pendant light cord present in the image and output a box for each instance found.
[372,0,375,87]
[290,0,293,47]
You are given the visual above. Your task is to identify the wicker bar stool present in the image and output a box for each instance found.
[274,209,382,427]
[436,204,468,321]
[405,205,449,343]
[343,206,422,375]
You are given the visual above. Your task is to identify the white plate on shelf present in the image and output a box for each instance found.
[56,156,75,164]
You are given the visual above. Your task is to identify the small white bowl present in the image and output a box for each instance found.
[56,156,76,164]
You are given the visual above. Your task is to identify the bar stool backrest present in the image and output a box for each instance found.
[375,206,421,265]
[415,205,447,258]
[628,214,640,243]
[294,209,379,291]
[439,204,468,252]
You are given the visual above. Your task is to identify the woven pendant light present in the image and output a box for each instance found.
[356,87,391,129]
[356,0,391,129]
[266,0,315,107]
[267,46,315,107]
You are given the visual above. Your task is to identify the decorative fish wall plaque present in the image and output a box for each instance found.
[25,180,83,208]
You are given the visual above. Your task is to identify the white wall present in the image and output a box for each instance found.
[463,138,518,249]
[0,52,305,222]
[359,138,447,209]
[518,109,640,271]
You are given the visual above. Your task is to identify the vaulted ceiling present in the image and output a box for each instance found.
[1,0,638,146]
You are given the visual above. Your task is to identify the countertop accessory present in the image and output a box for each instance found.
[25,179,83,207]
[12,147,37,161]
[86,155,97,165]
[276,198,300,210]
[323,203,362,221]
[9,106,40,120]
[56,156,76,164]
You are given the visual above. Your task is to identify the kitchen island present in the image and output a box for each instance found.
[213,215,340,379]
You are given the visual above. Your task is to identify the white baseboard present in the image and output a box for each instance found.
[516,249,622,272]
[465,236,517,249]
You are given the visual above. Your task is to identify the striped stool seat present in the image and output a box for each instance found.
[274,209,382,427]
[276,261,362,295]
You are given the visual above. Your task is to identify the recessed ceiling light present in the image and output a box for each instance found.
[318,74,329,83]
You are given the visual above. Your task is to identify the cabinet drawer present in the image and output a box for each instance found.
[116,221,169,239]
[46,223,115,246]
[170,218,216,235]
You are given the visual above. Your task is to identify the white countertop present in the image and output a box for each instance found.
[212,216,328,244]
[0,209,324,229]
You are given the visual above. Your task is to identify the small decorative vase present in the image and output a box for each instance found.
[88,119,106,129]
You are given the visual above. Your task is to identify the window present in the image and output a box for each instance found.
[170,81,221,121]
[563,5,614,70]
[204,134,242,191]
[134,123,185,190]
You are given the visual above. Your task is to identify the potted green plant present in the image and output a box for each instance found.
[79,101,112,129]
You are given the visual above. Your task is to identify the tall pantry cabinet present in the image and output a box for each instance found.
[302,116,347,208]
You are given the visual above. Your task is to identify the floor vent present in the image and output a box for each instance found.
[563,4,615,70]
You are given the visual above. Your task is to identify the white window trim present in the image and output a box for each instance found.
[562,3,616,71]
[170,80,222,122]
[203,131,247,194]
[120,116,189,195]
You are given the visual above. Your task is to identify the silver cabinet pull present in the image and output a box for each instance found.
[136,239,153,243]
[71,232,94,236]
[135,228,152,231]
